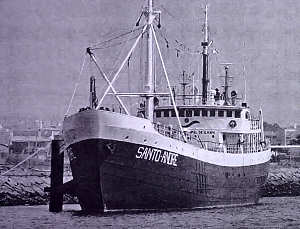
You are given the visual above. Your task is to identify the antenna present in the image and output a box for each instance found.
[179,70,188,105]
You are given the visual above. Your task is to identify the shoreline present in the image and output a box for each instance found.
[1,163,300,207]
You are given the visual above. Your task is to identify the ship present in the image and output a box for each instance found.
[62,0,272,212]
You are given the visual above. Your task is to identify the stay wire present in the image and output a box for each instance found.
[103,7,147,86]
[0,143,51,176]
[64,54,87,117]
[90,26,144,49]
[90,33,142,51]
[155,25,200,56]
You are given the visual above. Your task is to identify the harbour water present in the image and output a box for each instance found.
[1,197,299,228]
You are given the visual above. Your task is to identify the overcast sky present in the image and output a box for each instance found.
[0,0,299,127]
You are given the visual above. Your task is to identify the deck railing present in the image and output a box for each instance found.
[153,123,269,154]
[250,119,260,130]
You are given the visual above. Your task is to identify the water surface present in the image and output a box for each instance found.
[1,197,299,228]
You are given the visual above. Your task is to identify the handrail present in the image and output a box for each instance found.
[250,119,260,130]
[153,122,269,154]
[153,123,203,147]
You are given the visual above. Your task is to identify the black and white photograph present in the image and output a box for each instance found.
[0,0,300,228]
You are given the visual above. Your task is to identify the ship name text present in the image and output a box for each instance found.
[136,146,178,167]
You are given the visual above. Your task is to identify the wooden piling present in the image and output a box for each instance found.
[49,135,64,212]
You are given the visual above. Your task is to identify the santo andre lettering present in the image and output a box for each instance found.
[136,146,178,167]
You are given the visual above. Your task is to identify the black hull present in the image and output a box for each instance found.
[67,139,269,212]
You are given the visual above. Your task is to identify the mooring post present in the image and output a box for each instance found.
[49,135,64,212]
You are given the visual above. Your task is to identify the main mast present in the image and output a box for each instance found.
[145,0,154,121]
[201,5,209,105]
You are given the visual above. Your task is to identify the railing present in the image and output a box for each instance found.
[250,119,260,130]
[153,123,269,154]
[157,95,244,107]
[227,141,269,154]
[153,123,203,147]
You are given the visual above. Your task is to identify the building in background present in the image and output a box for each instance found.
[0,125,10,164]
[7,127,61,166]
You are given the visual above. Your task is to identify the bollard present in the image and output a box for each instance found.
[49,136,64,212]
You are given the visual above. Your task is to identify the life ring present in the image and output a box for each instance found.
[260,141,266,148]
[229,120,237,128]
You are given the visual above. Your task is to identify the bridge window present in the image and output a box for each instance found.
[218,110,224,117]
[179,109,185,117]
[156,110,161,118]
[209,110,215,117]
[186,109,192,117]
[227,110,232,117]
[163,110,169,117]
[235,110,241,118]
[202,109,208,117]
[171,109,176,117]
[194,109,200,116]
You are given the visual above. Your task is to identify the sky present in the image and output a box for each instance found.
[0,0,299,127]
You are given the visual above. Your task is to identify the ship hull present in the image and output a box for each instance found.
[63,110,271,212]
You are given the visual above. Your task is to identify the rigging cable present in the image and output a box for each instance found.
[90,26,144,49]
[64,54,87,116]
[101,7,147,88]
[0,143,51,176]
[97,24,148,108]
[90,33,142,51]
[151,24,187,142]
[154,26,198,94]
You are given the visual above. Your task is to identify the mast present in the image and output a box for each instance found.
[180,71,188,105]
[89,76,97,109]
[201,5,209,105]
[224,65,229,105]
[145,0,154,121]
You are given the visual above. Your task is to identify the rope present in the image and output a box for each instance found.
[0,141,66,176]
[0,150,41,176]
[90,34,141,51]
[97,24,148,109]
[156,28,200,56]
[94,4,147,88]
[90,26,144,49]
[64,54,87,117]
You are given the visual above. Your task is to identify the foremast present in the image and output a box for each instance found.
[145,0,155,122]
